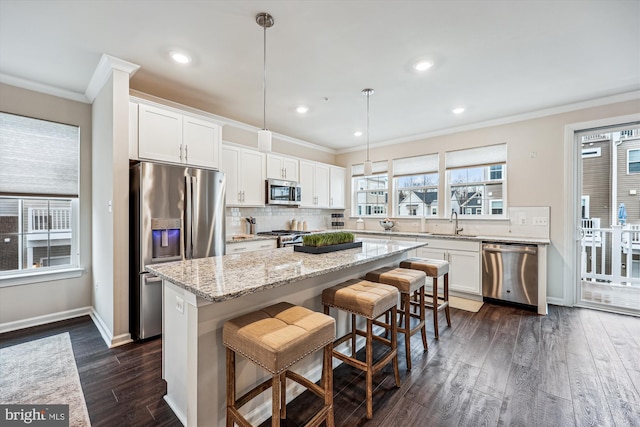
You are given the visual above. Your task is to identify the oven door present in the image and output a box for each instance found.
[267,179,301,206]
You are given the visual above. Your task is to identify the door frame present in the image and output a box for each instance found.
[563,113,640,307]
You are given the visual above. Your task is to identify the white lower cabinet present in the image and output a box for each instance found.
[416,238,481,295]
[226,239,277,254]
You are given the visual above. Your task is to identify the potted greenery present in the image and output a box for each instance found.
[294,232,362,254]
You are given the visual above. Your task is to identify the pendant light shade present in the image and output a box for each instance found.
[256,12,274,153]
[362,88,374,176]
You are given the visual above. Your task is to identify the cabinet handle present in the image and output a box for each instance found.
[282,168,285,179]
[330,197,333,207]
[185,144,188,162]
[179,144,183,162]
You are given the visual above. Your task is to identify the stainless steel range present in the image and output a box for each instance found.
[257,230,310,247]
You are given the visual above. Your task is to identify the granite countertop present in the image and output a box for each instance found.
[147,239,427,302]
[346,229,550,245]
[226,235,278,244]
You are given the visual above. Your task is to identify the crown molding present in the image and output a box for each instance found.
[85,54,140,103]
[129,89,336,154]
[0,73,90,103]
[337,91,640,154]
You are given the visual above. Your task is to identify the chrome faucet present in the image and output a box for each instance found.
[450,209,463,235]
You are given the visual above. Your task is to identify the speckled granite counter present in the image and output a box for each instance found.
[346,229,550,245]
[147,239,427,302]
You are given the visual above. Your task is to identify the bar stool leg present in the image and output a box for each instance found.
[433,277,440,339]
[324,343,335,427]
[226,348,235,427]
[271,374,280,427]
[391,306,401,387]
[365,318,374,419]
[444,273,452,327]
[420,287,427,350]
[401,292,412,370]
[279,372,287,419]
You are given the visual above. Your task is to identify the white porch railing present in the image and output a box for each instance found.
[27,208,71,232]
[581,224,640,286]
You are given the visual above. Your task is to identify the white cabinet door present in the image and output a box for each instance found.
[314,163,330,208]
[299,160,315,208]
[266,154,284,180]
[241,150,265,206]
[183,115,220,169]
[416,246,446,262]
[138,103,183,164]
[329,166,346,209]
[448,249,481,295]
[282,157,299,181]
[221,146,241,205]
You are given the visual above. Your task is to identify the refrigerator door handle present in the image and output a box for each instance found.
[190,175,198,258]
[185,175,193,259]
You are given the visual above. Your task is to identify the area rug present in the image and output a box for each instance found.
[449,296,484,312]
[0,332,91,426]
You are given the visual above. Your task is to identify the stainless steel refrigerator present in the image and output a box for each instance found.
[130,161,225,340]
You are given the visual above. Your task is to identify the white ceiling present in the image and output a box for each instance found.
[1,0,638,151]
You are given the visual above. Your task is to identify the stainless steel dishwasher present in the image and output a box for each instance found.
[482,242,538,308]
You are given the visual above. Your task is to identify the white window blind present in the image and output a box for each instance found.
[393,153,439,176]
[352,161,388,176]
[445,143,507,169]
[0,112,79,197]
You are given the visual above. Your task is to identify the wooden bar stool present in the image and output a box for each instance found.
[365,266,428,370]
[399,257,451,339]
[223,302,336,427]
[322,278,400,420]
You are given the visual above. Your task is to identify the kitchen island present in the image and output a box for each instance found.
[146,238,427,427]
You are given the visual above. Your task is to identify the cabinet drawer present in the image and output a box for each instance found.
[226,239,277,254]
[416,238,479,252]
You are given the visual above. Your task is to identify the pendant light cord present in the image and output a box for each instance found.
[263,22,267,131]
[366,91,370,161]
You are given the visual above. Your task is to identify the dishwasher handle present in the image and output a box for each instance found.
[482,244,537,255]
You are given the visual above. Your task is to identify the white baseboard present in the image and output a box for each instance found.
[164,395,187,426]
[546,297,569,307]
[89,308,132,348]
[0,306,92,334]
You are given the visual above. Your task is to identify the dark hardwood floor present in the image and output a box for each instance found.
[2,303,639,427]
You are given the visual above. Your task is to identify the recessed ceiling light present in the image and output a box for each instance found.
[354,131,363,137]
[296,106,309,114]
[170,51,191,64]
[452,107,465,114]
[414,60,434,72]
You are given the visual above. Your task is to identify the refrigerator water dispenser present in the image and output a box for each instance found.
[151,218,181,261]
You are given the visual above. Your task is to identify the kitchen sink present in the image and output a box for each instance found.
[427,233,477,238]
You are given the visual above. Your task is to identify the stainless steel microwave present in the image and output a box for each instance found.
[266,179,301,206]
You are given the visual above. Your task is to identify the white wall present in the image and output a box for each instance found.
[91,71,132,346]
[336,99,640,305]
[0,84,92,326]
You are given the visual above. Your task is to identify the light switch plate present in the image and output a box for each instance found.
[176,296,184,313]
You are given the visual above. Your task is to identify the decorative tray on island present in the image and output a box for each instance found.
[293,232,362,254]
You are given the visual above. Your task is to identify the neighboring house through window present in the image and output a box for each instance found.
[629,148,640,174]
[0,112,80,276]
[352,161,388,217]
[393,153,439,217]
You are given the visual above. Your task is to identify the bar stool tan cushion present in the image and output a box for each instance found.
[321,279,398,319]
[223,302,335,374]
[400,257,449,277]
[365,266,426,294]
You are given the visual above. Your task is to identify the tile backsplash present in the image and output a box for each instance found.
[227,206,345,236]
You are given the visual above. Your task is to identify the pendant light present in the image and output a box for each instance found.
[256,12,274,152]
[362,88,374,176]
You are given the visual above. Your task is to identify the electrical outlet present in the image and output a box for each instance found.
[518,213,527,225]
[175,296,184,314]
[533,217,548,226]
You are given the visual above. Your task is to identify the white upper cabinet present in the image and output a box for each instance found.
[299,160,330,208]
[329,166,346,209]
[135,100,221,169]
[182,115,221,169]
[266,154,299,181]
[221,145,265,206]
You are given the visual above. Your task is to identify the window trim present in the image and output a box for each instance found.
[446,162,507,219]
[0,267,84,288]
[628,148,640,174]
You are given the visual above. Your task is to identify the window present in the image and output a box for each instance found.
[393,154,439,217]
[628,149,640,174]
[445,144,507,217]
[0,112,79,277]
[352,161,388,217]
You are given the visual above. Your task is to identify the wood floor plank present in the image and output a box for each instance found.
[457,389,501,427]
[580,309,640,406]
[511,312,540,367]
[538,308,572,400]
[596,310,640,373]
[566,350,616,427]
[474,331,517,399]
[497,362,539,427]
[559,306,591,356]
[536,390,575,427]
